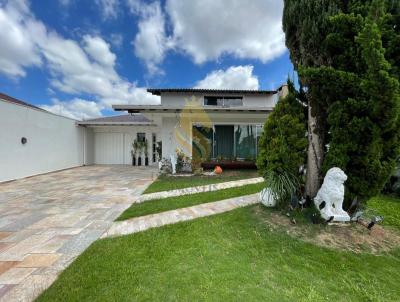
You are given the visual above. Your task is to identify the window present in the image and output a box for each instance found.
[137,133,146,143]
[235,125,256,160]
[152,133,157,163]
[204,96,243,107]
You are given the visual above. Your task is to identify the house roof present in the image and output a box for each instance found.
[147,88,277,96]
[0,92,47,112]
[112,104,273,113]
[77,114,155,126]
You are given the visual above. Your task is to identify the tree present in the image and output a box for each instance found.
[257,80,307,206]
[283,0,400,206]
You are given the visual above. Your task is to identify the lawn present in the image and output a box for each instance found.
[117,182,265,221]
[143,169,260,193]
[367,195,400,229]
[37,204,400,302]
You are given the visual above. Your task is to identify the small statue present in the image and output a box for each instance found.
[170,154,177,174]
[314,167,350,222]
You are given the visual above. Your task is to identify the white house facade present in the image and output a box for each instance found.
[0,86,286,182]
[113,87,287,164]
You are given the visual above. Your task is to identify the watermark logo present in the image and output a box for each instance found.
[174,96,213,160]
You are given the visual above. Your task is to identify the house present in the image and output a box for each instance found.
[0,86,286,182]
[112,86,287,167]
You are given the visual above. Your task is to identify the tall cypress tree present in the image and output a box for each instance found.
[282,0,400,205]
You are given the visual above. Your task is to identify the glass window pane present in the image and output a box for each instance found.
[235,125,256,160]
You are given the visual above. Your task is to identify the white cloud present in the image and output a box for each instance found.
[195,65,259,90]
[58,0,71,6]
[166,0,286,64]
[131,1,172,75]
[0,0,160,119]
[130,0,286,72]
[109,33,123,48]
[95,0,119,20]
[0,0,42,77]
[83,35,116,67]
[41,98,103,120]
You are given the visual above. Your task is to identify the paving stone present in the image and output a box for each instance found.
[0,268,36,284]
[0,261,19,275]
[0,165,156,301]
[17,254,60,268]
[0,233,12,241]
[0,274,57,302]
[0,284,15,299]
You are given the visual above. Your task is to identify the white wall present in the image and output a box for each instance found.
[0,100,87,182]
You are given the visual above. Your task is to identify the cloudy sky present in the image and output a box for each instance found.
[0,0,293,120]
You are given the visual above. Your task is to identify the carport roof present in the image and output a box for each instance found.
[77,114,155,125]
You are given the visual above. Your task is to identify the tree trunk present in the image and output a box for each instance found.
[306,102,324,199]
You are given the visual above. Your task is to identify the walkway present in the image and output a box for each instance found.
[137,177,264,202]
[103,193,259,238]
[0,165,156,301]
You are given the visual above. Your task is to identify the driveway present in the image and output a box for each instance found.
[0,165,156,301]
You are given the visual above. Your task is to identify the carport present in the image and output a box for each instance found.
[78,114,160,166]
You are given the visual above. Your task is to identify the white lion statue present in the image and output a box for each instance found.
[314,167,350,222]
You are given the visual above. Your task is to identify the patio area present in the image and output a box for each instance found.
[0,165,157,301]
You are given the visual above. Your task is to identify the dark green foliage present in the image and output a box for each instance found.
[283,0,400,205]
[257,80,307,205]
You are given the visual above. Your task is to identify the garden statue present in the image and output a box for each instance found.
[314,167,350,222]
[170,154,177,174]
[259,188,276,207]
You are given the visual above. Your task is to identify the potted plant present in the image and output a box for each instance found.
[144,139,149,166]
[137,141,143,166]
[156,141,162,161]
[131,139,138,166]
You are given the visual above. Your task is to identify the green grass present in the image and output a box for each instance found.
[117,182,265,221]
[143,169,259,193]
[37,205,400,302]
[367,195,400,229]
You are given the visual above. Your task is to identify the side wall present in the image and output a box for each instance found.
[0,100,87,182]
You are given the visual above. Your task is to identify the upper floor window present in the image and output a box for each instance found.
[204,96,243,107]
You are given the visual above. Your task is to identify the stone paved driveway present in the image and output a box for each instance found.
[0,165,156,301]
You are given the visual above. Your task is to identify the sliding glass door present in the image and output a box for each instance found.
[235,125,256,160]
[192,124,263,161]
[214,125,234,159]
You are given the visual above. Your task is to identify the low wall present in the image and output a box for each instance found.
[0,100,87,182]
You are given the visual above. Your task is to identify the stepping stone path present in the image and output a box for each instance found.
[103,193,259,238]
[137,177,264,202]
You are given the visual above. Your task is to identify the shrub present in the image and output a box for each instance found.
[257,80,307,207]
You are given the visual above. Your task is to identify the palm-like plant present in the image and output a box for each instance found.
[264,170,300,208]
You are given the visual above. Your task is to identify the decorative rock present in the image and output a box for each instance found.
[158,158,172,175]
[181,161,192,173]
[314,167,350,222]
[259,188,276,207]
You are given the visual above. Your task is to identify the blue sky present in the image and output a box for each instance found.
[0,0,294,119]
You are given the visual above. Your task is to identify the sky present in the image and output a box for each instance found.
[0,0,294,120]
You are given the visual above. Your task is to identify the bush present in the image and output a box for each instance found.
[257,80,307,207]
